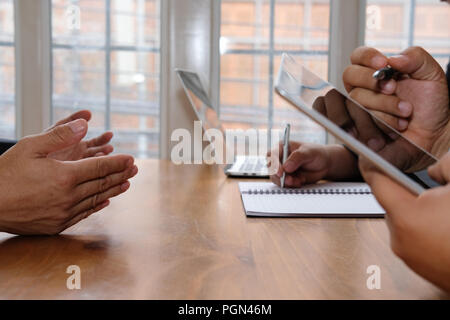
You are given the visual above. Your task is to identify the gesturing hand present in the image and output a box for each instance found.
[0,119,138,236]
[48,110,114,161]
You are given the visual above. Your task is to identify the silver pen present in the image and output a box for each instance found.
[372,66,401,81]
[280,123,291,188]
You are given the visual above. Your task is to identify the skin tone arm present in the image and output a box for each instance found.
[359,152,450,292]
[268,142,359,188]
[0,117,138,236]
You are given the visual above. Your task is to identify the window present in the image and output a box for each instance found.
[220,0,330,145]
[0,0,14,139]
[51,0,161,158]
[366,0,450,70]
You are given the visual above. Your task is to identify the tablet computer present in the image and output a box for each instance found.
[274,53,441,195]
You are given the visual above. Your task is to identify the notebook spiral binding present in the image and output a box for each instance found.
[245,188,372,195]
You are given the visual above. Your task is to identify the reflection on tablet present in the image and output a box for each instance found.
[276,54,440,190]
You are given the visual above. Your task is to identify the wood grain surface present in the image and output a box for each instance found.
[0,159,447,299]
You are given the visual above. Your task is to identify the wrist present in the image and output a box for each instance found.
[324,144,360,180]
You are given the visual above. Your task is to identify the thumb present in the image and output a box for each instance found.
[29,119,88,156]
[283,145,318,173]
[428,152,450,185]
[359,158,416,214]
[388,46,446,82]
[50,110,92,130]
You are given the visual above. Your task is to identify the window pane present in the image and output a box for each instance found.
[366,0,450,70]
[52,0,106,46]
[220,0,329,144]
[0,0,15,139]
[51,0,161,158]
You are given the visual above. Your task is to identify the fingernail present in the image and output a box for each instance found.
[68,119,86,134]
[388,132,399,140]
[398,101,412,117]
[390,54,408,63]
[381,79,396,93]
[398,119,409,131]
[121,181,130,191]
[367,138,384,151]
[126,158,134,167]
[283,161,295,172]
[130,165,138,176]
[372,56,387,69]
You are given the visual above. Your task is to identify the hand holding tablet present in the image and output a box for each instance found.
[274,53,441,195]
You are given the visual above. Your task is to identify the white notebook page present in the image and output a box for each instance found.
[239,182,385,217]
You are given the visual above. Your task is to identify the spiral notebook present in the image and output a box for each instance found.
[239,182,385,217]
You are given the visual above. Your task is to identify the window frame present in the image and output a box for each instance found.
[11,0,368,156]
[50,0,162,158]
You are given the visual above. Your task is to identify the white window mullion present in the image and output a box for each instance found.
[105,0,112,131]
[328,0,366,92]
[210,0,221,117]
[327,0,366,144]
[14,0,51,138]
[159,0,216,159]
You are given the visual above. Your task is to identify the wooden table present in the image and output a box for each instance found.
[0,159,446,299]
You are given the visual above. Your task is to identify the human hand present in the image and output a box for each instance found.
[343,46,450,157]
[48,110,114,161]
[312,88,436,172]
[428,152,450,185]
[359,157,450,292]
[267,141,359,188]
[0,119,138,236]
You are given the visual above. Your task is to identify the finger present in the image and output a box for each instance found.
[284,175,304,188]
[428,153,450,185]
[70,181,131,218]
[359,158,416,214]
[283,146,318,174]
[87,131,114,148]
[74,165,138,203]
[348,87,412,119]
[343,65,396,94]
[350,46,388,69]
[324,89,353,129]
[312,96,327,117]
[84,144,114,158]
[64,200,110,231]
[52,110,92,128]
[28,119,88,156]
[369,110,409,134]
[345,100,386,151]
[388,46,447,81]
[71,154,135,184]
[270,172,281,186]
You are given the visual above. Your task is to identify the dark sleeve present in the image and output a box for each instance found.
[0,139,16,155]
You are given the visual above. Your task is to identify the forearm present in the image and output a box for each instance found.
[324,144,362,181]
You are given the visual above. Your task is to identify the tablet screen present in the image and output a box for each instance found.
[275,54,441,190]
